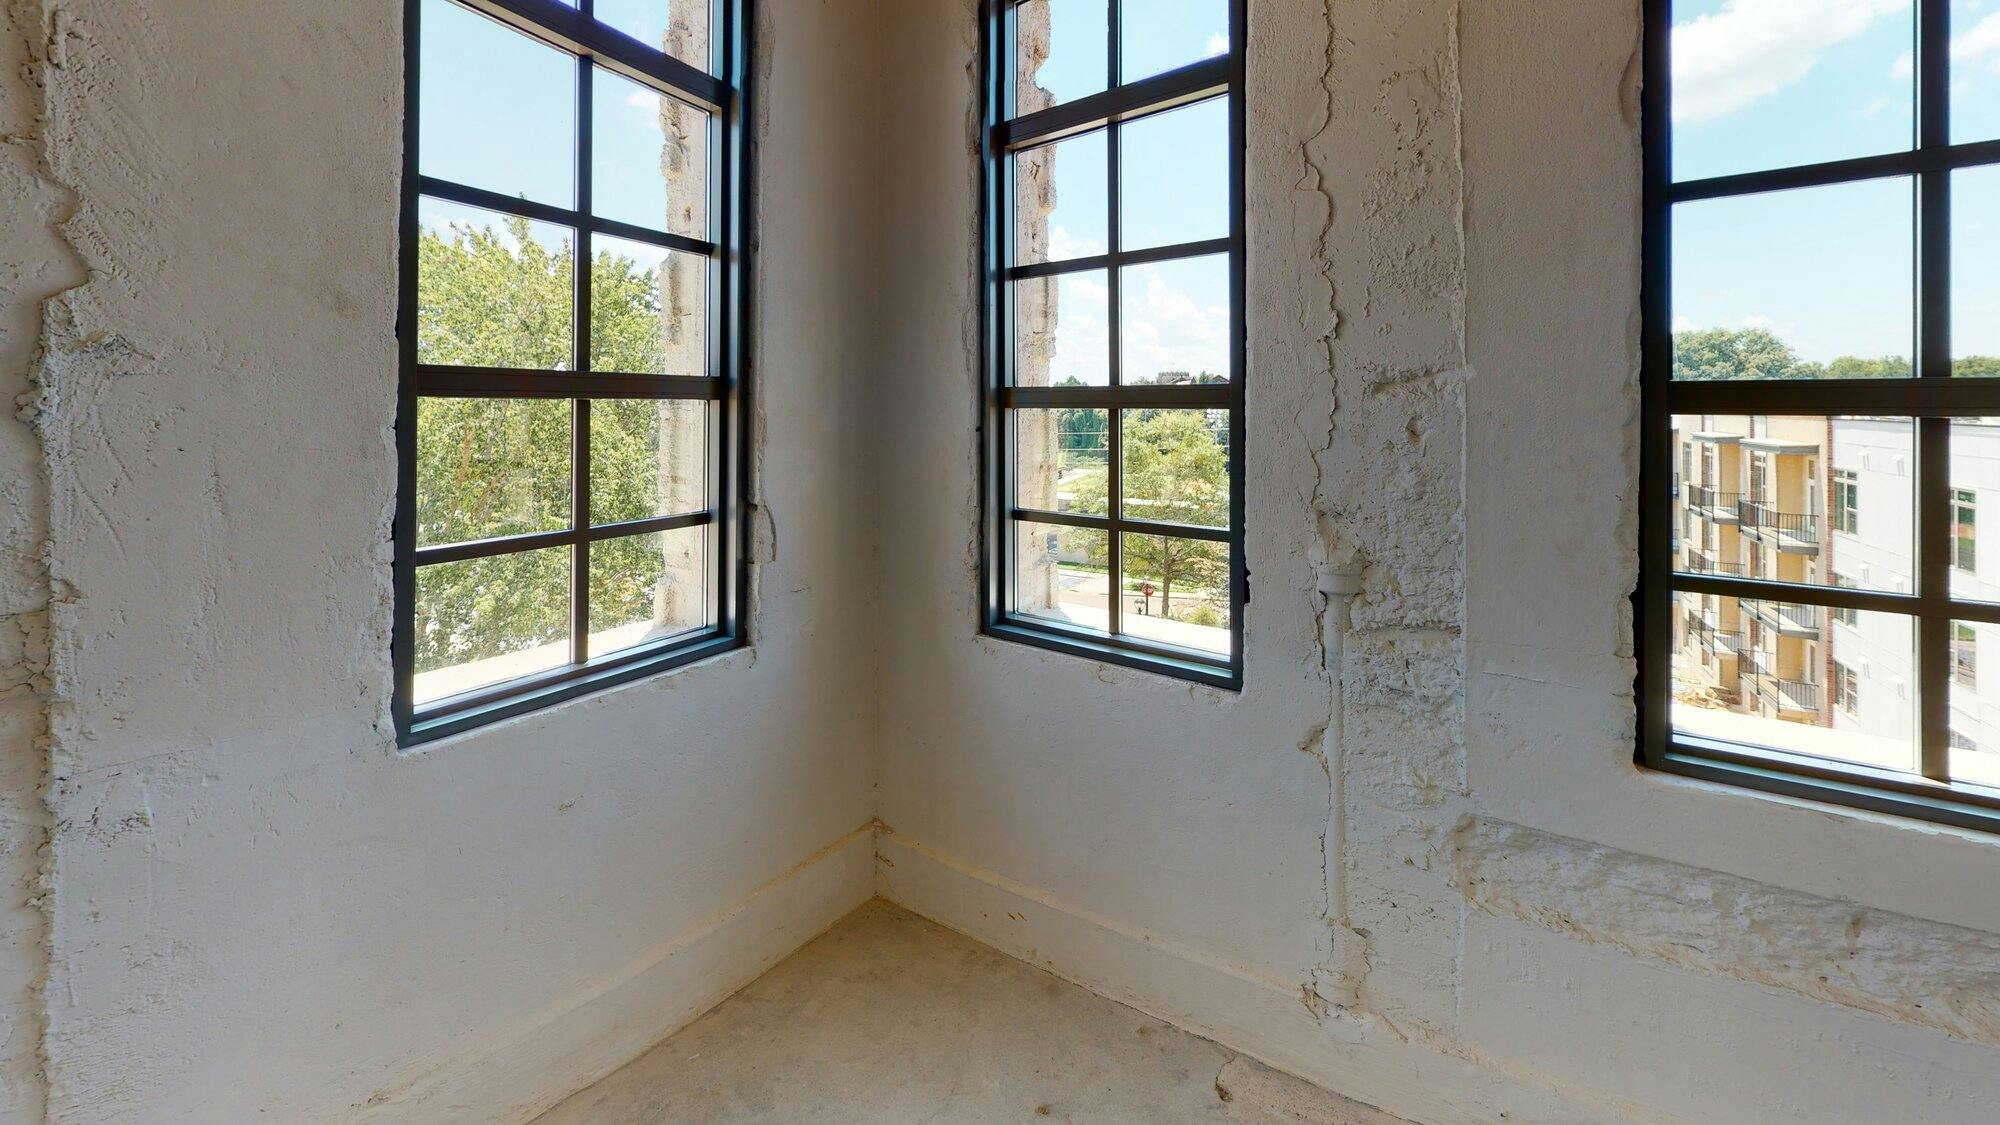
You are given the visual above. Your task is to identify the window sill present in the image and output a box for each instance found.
[401,630,744,747]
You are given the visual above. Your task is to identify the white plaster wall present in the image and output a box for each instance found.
[0,5,77,1118]
[2,0,884,1120]
[875,1,2000,1123]
[5,0,2000,1120]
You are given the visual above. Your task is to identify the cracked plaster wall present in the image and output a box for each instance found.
[3,0,2000,1121]
[875,1,2000,1123]
[0,0,886,1120]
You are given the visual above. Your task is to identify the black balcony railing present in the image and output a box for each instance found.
[1685,486,1742,520]
[1683,616,1743,654]
[1747,599,1820,635]
[1683,548,1745,577]
[1748,673,1820,714]
[1737,499,1820,546]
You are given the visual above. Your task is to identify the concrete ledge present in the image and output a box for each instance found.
[358,822,879,1124]
[876,828,1620,1125]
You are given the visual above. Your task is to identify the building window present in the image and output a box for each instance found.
[1831,573,1858,627]
[1954,487,1977,572]
[1833,662,1859,717]
[981,0,1245,687]
[1833,469,1859,535]
[396,0,749,743]
[1643,1,2000,830]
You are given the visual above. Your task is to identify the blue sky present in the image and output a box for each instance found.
[1023,0,1232,385]
[1671,0,2000,362]
[418,0,710,246]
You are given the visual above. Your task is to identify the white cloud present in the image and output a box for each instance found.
[1048,225,1107,262]
[1673,0,1909,123]
[1205,33,1229,57]
[1041,265,1229,385]
[1123,270,1228,382]
[1048,276,1110,386]
[1953,12,2000,73]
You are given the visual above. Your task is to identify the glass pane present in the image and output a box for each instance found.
[589,234,708,376]
[1120,255,1229,385]
[1951,620,2000,785]
[1672,598,1916,774]
[596,0,712,73]
[1014,408,1109,516]
[1014,271,1110,387]
[417,398,571,548]
[1013,521,1110,633]
[1014,0,1107,115]
[1671,178,1913,380]
[1119,532,1230,656]
[1668,0,1913,182]
[418,197,575,369]
[1671,414,1914,594]
[589,527,710,655]
[1015,130,1109,266]
[1119,0,1229,84]
[1951,420,2000,602]
[592,66,710,239]
[1953,0,2000,144]
[1119,98,1228,251]
[416,546,572,704]
[419,0,576,207]
[1954,166,2000,374]
[591,400,708,524]
[1121,409,1230,529]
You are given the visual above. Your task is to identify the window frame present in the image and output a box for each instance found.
[1953,487,1977,573]
[1832,468,1860,535]
[395,0,753,745]
[1640,0,2000,832]
[977,0,1248,689]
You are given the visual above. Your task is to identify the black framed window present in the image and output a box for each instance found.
[396,0,750,744]
[1643,0,2000,827]
[979,0,1246,688]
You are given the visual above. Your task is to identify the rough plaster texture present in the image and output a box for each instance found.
[873,1,2000,1123]
[0,0,882,1120]
[0,3,72,1118]
[0,0,1999,1121]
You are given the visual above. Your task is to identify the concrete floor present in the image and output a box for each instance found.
[538,901,1404,1124]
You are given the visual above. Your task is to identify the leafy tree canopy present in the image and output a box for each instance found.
[414,216,698,684]
[1673,325,2000,380]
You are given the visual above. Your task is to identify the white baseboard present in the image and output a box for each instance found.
[360,823,878,1124]
[876,828,1620,1125]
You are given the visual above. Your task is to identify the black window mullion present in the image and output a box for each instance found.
[1642,0,2000,825]
[984,0,1239,680]
[571,55,594,666]
[400,0,746,744]
[1104,27,1124,637]
[1916,0,1952,780]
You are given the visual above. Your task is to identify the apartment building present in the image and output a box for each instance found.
[1672,414,2000,783]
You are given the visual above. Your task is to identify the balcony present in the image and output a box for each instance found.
[1683,548,1745,577]
[1748,672,1821,716]
[1685,486,1741,524]
[1683,616,1744,655]
[1736,500,1820,554]
[1747,599,1820,639]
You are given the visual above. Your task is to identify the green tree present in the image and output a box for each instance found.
[1069,410,1229,619]
[1672,326,1824,380]
[1672,325,2000,381]
[414,215,695,682]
